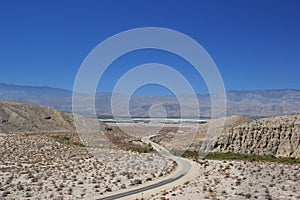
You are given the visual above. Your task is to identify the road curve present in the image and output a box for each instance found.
[97,136,197,200]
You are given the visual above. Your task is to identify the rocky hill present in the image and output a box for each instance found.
[214,115,300,158]
[151,115,300,159]
[0,101,107,135]
[152,115,253,151]
[0,101,76,134]
[0,100,146,150]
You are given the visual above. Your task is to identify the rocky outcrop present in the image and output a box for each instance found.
[190,116,253,152]
[214,115,300,158]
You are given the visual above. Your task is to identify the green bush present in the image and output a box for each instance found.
[205,152,300,164]
[170,149,199,159]
[125,146,153,153]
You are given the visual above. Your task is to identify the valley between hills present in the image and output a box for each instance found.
[2,1,300,199]
[0,99,299,199]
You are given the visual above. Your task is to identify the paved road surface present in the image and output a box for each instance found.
[97,136,193,200]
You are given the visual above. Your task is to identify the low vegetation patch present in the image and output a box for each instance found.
[171,149,199,160]
[49,134,86,147]
[205,152,300,164]
[170,149,300,164]
[50,135,70,142]
[104,126,154,153]
[124,145,154,153]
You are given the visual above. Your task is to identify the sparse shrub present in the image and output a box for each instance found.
[205,152,300,164]
[2,191,10,197]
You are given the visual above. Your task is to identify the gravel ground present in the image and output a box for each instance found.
[0,133,176,199]
[147,159,300,200]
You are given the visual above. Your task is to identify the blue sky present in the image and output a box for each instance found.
[0,0,299,95]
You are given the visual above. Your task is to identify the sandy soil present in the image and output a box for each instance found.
[103,123,300,200]
[0,133,176,199]
[1,123,299,200]
[147,159,300,200]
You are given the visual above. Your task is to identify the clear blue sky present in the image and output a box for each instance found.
[0,0,299,95]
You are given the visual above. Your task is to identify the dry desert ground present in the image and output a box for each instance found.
[0,122,300,200]
[0,132,176,199]
[144,159,300,200]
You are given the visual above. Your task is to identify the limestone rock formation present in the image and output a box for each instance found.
[214,115,300,158]
[194,116,253,152]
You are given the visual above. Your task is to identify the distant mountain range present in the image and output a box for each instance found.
[1,82,300,118]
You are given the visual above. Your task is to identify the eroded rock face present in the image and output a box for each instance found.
[215,115,300,158]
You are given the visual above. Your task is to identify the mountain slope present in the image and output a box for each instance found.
[1,82,300,118]
[0,101,75,133]
[0,83,72,99]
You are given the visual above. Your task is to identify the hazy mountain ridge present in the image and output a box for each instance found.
[1,83,300,118]
[0,83,72,99]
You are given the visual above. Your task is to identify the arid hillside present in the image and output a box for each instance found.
[0,101,175,199]
[0,100,149,150]
[214,114,300,158]
[151,116,253,151]
[151,115,300,159]
[0,101,75,134]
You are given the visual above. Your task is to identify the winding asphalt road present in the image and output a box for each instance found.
[97,136,193,200]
